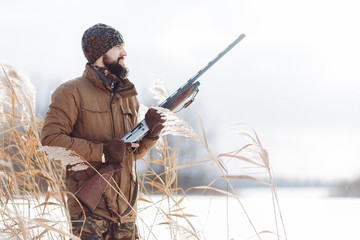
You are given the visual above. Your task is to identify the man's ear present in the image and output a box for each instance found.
[94,56,104,67]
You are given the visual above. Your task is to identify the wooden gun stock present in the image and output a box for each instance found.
[75,163,122,212]
[159,82,200,111]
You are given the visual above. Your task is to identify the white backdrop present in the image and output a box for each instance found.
[1,0,360,181]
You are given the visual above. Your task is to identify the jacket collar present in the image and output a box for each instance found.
[83,64,138,97]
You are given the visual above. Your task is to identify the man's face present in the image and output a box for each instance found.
[102,44,129,79]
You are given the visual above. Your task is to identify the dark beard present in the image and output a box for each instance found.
[103,54,129,79]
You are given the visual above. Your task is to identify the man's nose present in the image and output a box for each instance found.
[121,49,127,57]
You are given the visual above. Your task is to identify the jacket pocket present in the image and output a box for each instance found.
[80,104,112,141]
[121,105,135,132]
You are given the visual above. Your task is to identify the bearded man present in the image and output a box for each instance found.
[41,23,165,240]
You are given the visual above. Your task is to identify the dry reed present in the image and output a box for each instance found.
[0,63,286,240]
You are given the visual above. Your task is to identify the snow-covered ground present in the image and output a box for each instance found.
[138,187,360,240]
[2,187,358,240]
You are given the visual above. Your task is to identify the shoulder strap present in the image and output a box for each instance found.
[120,177,138,217]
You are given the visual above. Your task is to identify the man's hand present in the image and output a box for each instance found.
[145,108,166,140]
[103,139,139,163]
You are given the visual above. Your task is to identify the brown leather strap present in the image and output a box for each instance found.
[121,177,138,217]
[120,151,139,218]
[103,194,114,218]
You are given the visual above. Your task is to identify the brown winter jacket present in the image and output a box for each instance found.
[41,64,157,223]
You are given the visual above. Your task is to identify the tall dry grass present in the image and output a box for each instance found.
[0,63,286,239]
[0,63,78,239]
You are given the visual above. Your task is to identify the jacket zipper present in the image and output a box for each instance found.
[110,82,116,139]
[107,82,117,217]
[110,82,115,101]
[110,82,134,218]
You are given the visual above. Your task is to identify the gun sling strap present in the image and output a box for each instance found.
[119,150,140,218]
[102,156,139,219]
[102,175,138,219]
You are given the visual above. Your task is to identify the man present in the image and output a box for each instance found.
[41,23,165,240]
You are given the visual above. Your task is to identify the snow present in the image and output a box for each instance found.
[2,188,359,240]
[137,188,360,240]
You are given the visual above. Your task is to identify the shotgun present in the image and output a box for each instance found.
[75,34,246,212]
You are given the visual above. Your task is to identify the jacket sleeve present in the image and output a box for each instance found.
[40,83,103,162]
[134,137,158,159]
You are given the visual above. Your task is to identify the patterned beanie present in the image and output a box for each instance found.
[82,23,124,64]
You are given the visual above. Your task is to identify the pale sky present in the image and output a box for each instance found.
[1,0,360,181]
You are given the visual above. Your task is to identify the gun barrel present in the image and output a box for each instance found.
[159,34,245,109]
[188,33,246,83]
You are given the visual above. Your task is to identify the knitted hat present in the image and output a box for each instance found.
[82,23,124,64]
